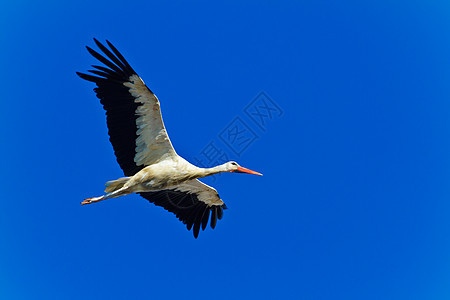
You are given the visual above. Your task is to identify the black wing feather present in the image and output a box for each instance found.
[106,40,136,74]
[210,207,217,229]
[192,207,206,238]
[87,69,122,81]
[91,65,120,77]
[217,206,223,220]
[93,38,129,72]
[76,72,109,83]
[186,205,203,231]
[201,208,210,230]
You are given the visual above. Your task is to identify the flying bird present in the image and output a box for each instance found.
[77,39,262,238]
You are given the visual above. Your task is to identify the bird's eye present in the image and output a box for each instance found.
[231,162,237,166]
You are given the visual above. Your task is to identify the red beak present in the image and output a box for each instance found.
[235,166,263,176]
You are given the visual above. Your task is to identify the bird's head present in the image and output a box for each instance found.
[224,161,262,176]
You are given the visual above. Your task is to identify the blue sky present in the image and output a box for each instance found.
[2,1,450,299]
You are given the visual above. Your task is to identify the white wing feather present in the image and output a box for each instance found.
[173,179,224,206]
[124,74,178,166]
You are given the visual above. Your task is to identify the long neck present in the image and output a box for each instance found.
[195,164,227,178]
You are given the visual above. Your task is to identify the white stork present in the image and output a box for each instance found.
[77,39,262,238]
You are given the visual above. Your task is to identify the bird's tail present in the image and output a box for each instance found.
[104,177,131,193]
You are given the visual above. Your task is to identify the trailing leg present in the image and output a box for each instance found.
[81,186,131,205]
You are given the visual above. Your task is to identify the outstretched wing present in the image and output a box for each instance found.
[77,39,177,176]
[139,180,228,238]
